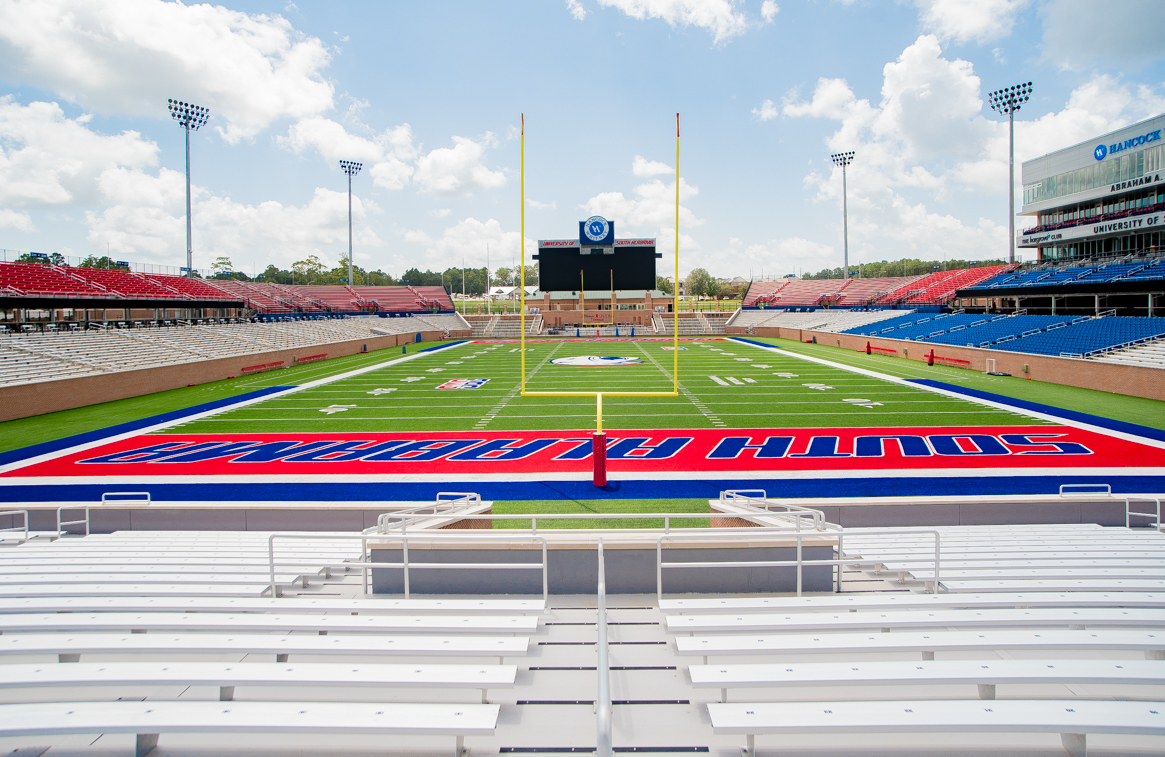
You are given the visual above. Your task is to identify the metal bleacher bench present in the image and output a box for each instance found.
[0,612,537,635]
[0,632,530,663]
[709,699,1165,757]
[0,700,497,757]
[0,660,516,703]
[675,628,1165,662]
[0,583,275,598]
[691,658,1165,701]
[0,595,546,615]
[658,591,1165,614]
[666,607,1165,634]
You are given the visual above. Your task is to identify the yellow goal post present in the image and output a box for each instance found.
[518,114,681,432]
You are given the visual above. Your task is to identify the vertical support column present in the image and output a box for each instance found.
[1095,294,1100,316]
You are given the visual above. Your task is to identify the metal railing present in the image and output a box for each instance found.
[655,527,942,600]
[268,531,549,601]
[718,490,828,531]
[56,505,89,537]
[0,510,29,542]
[1126,498,1163,529]
[365,493,483,533]
[595,539,612,757]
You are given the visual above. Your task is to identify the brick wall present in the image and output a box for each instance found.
[0,330,444,421]
[744,326,1165,402]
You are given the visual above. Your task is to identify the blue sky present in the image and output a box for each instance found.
[0,0,1162,279]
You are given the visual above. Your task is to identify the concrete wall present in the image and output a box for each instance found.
[0,329,444,422]
[742,326,1165,402]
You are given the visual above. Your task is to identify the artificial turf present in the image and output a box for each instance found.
[490,498,710,529]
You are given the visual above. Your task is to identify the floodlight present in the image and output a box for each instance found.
[830,151,856,279]
[168,99,210,277]
[987,81,1034,263]
[339,161,364,289]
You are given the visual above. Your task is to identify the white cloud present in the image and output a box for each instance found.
[429,208,452,217]
[85,167,378,270]
[632,155,674,177]
[526,198,557,210]
[414,135,507,196]
[0,97,158,207]
[0,0,335,143]
[597,0,749,44]
[751,99,778,121]
[566,0,588,20]
[1042,0,1165,70]
[760,1,779,22]
[281,117,418,190]
[401,217,527,271]
[739,237,835,277]
[914,0,1026,44]
[0,208,34,232]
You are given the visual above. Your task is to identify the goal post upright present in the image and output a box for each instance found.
[518,113,682,483]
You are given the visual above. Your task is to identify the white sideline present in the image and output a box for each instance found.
[0,632,530,662]
[0,661,516,702]
[0,612,537,634]
[675,629,1165,660]
[708,699,1165,757]
[659,591,1165,613]
[0,700,498,757]
[690,659,1165,701]
[666,607,1165,633]
[0,596,546,615]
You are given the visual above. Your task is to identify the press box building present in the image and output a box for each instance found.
[1020,114,1165,262]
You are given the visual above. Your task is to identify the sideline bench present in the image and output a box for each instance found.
[0,612,538,635]
[0,661,516,703]
[932,356,970,368]
[691,658,1165,702]
[0,632,530,663]
[0,596,546,615]
[666,607,1165,634]
[709,699,1165,757]
[659,591,1165,614]
[240,360,284,374]
[0,700,497,757]
[675,629,1165,662]
[293,353,327,365]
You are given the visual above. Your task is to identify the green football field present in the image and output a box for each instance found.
[167,337,1046,434]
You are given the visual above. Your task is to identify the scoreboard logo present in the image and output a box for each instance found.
[580,216,614,244]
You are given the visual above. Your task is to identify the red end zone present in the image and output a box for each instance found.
[7,425,1164,478]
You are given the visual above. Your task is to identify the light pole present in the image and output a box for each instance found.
[830,151,855,280]
[339,160,363,287]
[988,81,1033,265]
[167,99,209,277]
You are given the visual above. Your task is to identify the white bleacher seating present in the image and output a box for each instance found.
[666,607,1165,633]
[0,632,530,663]
[0,611,537,634]
[675,628,1165,661]
[0,661,516,702]
[659,591,1165,613]
[0,700,497,757]
[0,595,545,614]
[709,699,1164,757]
[0,583,274,598]
[691,658,1165,701]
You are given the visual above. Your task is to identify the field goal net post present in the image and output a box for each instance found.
[518,114,682,485]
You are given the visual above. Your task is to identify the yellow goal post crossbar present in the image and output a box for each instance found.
[519,114,681,431]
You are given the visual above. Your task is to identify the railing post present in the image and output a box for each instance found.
[596,539,612,757]
[402,536,410,599]
[796,533,803,597]
[267,534,277,598]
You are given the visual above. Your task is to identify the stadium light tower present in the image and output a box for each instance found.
[339,160,363,287]
[830,151,855,280]
[988,81,1033,265]
[167,99,209,277]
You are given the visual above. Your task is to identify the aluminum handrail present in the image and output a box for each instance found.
[56,505,89,537]
[655,528,940,600]
[1126,498,1163,530]
[268,531,549,601]
[367,493,483,533]
[596,539,611,757]
[0,510,29,543]
[365,511,835,536]
[719,495,827,531]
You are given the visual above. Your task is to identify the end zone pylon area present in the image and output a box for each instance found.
[518,114,683,485]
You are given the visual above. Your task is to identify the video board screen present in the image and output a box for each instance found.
[537,246,657,291]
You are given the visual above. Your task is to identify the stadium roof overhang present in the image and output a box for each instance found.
[0,296,245,309]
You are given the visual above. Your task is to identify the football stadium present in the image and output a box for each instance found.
[2,5,1165,756]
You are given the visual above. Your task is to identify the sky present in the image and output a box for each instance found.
[0,0,1163,280]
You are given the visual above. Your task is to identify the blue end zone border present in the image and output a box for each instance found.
[2,474,1163,503]
[907,378,1165,444]
[0,386,295,468]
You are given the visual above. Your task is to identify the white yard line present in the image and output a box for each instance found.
[729,338,1165,450]
[632,342,726,428]
[473,342,564,430]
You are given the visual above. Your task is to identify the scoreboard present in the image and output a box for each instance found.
[536,239,659,291]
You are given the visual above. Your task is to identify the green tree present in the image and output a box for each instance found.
[685,268,716,297]
[291,255,326,284]
[258,264,292,284]
[655,275,674,295]
[78,255,126,270]
[492,267,514,286]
